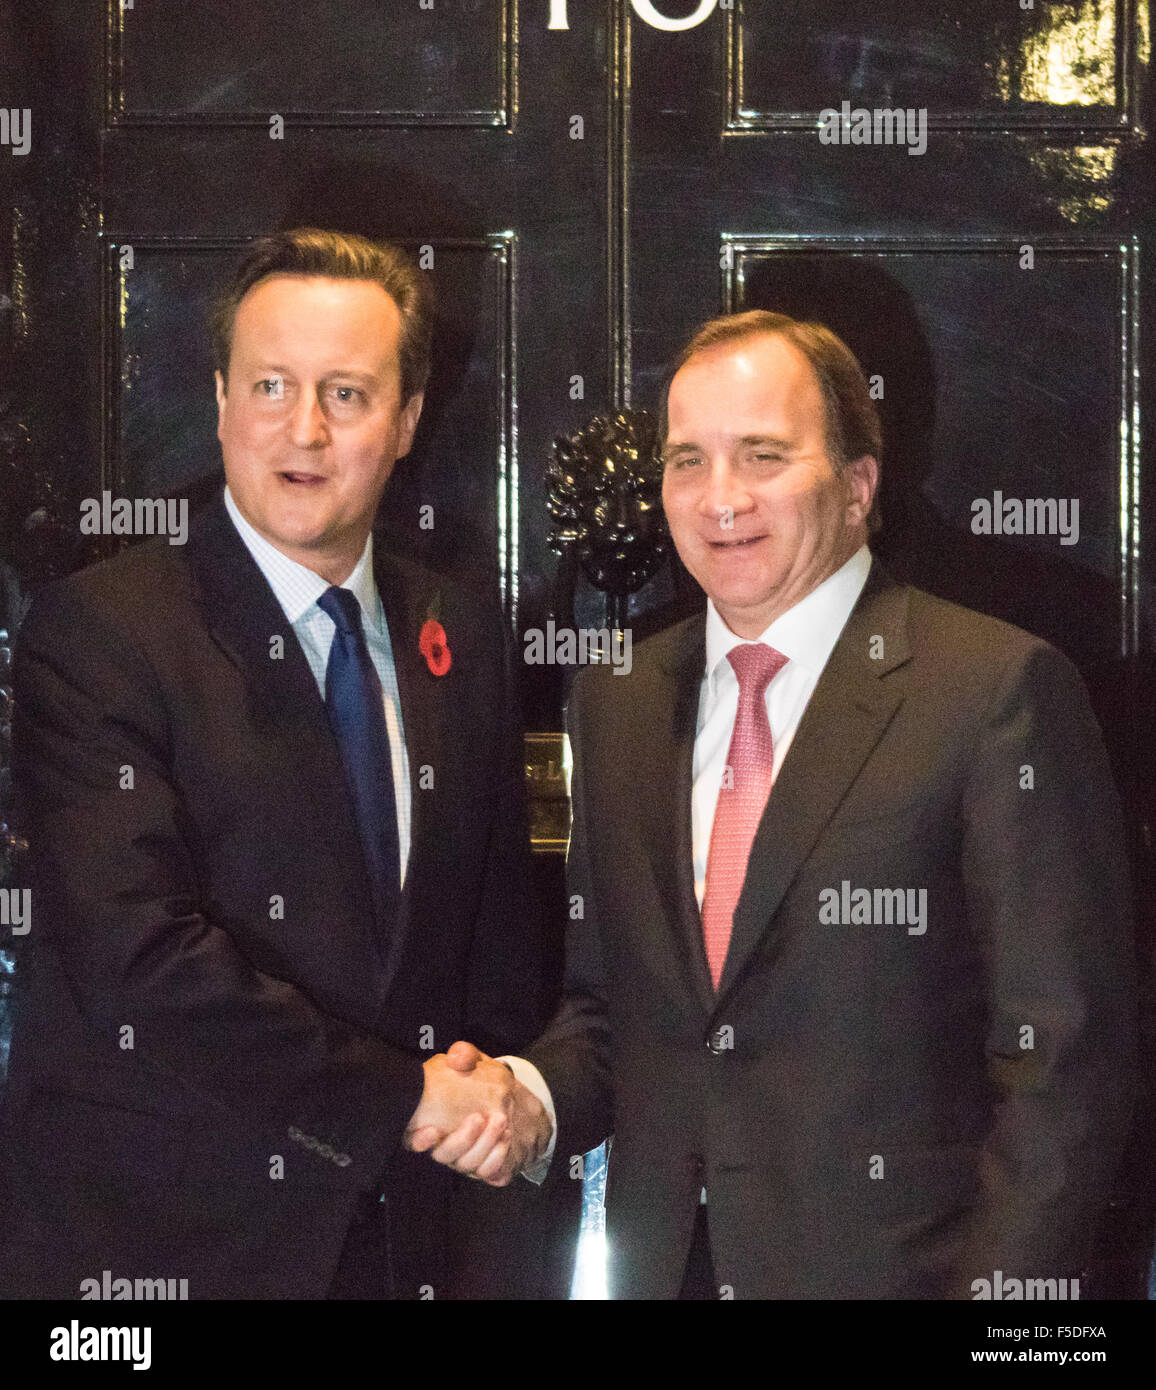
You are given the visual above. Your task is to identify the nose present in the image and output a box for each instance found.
[697,458,754,526]
[288,387,330,450]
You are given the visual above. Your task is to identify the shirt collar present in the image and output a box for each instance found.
[704,543,873,694]
[223,484,382,632]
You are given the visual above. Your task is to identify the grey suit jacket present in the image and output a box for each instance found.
[529,558,1137,1299]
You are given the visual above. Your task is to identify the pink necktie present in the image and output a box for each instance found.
[701,643,789,989]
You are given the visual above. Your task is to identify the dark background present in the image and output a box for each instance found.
[1,0,1153,1294]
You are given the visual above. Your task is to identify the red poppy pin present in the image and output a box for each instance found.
[419,614,451,677]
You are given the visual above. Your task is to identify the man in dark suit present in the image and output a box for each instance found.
[418,310,1138,1299]
[0,228,550,1299]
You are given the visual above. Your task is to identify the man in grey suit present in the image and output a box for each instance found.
[409,310,1137,1300]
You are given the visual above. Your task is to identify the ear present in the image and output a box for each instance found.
[214,370,228,443]
[844,454,878,528]
[396,391,425,460]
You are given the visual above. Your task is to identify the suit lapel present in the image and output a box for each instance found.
[185,490,353,810]
[371,548,448,990]
[646,619,718,1014]
[715,561,912,1001]
[185,491,443,991]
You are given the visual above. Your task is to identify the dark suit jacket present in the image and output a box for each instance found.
[528,558,1138,1299]
[0,489,549,1299]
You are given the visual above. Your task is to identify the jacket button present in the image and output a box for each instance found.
[688,1155,705,1180]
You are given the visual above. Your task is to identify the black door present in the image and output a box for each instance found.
[2,0,1153,1294]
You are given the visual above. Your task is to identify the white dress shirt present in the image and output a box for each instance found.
[222,484,412,886]
[692,543,873,906]
[516,544,874,1186]
[225,487,542,1167]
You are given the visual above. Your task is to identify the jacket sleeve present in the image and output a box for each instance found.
[525,668,615,1165]
[952,637,1138,1294]
[460,602,554,1055]
[12,579,425,1192]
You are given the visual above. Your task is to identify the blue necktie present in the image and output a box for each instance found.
[317,585,400,949]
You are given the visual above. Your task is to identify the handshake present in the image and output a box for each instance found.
[403,1041,552,1186]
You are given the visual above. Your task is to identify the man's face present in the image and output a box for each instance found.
[215,274,423,580]
[661,333,876,638]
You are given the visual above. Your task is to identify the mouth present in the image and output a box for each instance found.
[277,471,328,488]
[707,534,767,550]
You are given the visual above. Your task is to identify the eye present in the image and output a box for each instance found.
[256,378,285,398]
[330,385,365,405]
[665,454,701,470]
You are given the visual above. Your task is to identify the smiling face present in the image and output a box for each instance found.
[215,274,424,585]
[661,332,877,638]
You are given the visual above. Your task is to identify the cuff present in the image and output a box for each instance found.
[498,1055,557,1185]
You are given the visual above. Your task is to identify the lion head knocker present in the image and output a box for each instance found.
[547,409,669,627]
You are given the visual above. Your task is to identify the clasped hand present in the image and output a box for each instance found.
[404,1041,549,1187]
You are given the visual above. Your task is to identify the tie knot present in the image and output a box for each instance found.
[318,585,362,635]
[727,642,788,697]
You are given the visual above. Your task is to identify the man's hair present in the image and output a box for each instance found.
[658,309,883,531]
[209,228,434,403]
